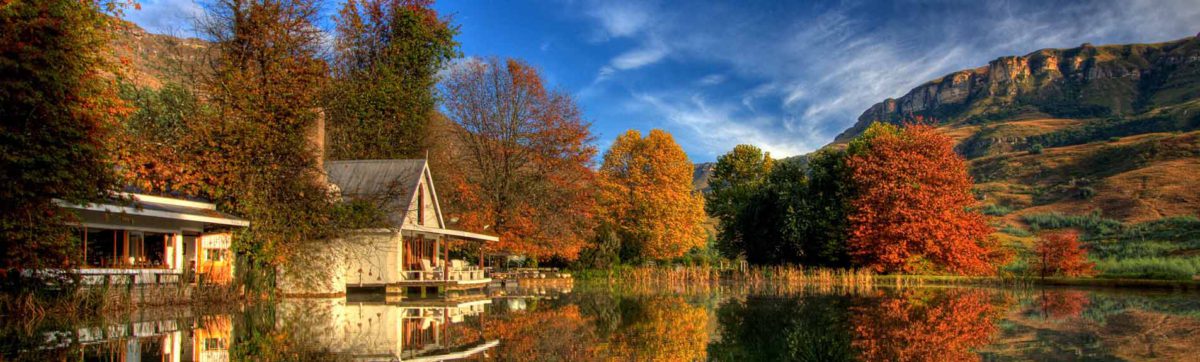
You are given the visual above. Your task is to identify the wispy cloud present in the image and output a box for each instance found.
[632,92,813,159]
[575,0,1200,158]
[585,1,653,40]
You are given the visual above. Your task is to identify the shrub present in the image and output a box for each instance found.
[979,204,1013,216]
[1095,257,1200,280]
[1000,225,1032,237]
[1029,144,1044,154]
[1033,231,1096,277]
[1021,211,1123,237]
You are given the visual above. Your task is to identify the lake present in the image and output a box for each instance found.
[4,283,1199,361]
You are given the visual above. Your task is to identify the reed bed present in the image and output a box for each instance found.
[575,264,1139,295]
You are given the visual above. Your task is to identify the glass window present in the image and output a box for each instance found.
[84,229,120,268]
[206,249,225,262]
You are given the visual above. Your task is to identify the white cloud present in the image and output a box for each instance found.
[632,92,813,158]
[585,1,652,39]
[696,74,726,86]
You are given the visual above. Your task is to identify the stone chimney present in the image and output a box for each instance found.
[310,108,326,184]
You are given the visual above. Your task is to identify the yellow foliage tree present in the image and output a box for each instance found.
[598,129,707,260]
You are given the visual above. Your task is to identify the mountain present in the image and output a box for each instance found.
[109,19,208,89]
[837,34,1200,223]
[834,35,1200,143]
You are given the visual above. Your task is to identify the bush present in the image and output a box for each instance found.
[1021,211,1123,237]
[979,204,1013,216]
[1000,225,1032,237]
[1095,257,1200,280]
[1029,144,1044,154]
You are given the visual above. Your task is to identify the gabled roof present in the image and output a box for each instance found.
[325,159,444,227]
[326,159,426,210]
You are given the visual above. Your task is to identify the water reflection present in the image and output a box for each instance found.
[5,286,1200,361]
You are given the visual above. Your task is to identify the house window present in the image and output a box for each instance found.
[204,337,228,350]
[206,249,225,262]
[127,232,170,268]
[81,228,170,268]
[84,229,120,267]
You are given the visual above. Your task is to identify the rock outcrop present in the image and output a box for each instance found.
[834,36,1200,143]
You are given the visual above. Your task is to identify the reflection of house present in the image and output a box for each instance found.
[188,315,233,362]
[324,159,498,295]
[43,314,234,362]
[58,193,248,285]
[279,296,498,361]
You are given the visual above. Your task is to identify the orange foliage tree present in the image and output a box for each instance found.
[597,130,707,261]
[1,0,130,277]
[1033,231,1096,278]
[845,122,1004,275]
[439,57,597,261]
[852,289,1007,362]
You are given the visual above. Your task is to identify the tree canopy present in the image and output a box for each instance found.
[326,0,459,160]
[598,129,707,261]
[438,57,597,261]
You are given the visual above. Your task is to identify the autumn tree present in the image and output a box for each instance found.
[194,0,334,286]
[845,122,1004,275]
[707,145,774,258]
[1033,231,1096,278]
[598,130,707,261]
[326,0,459,159]
[0,0,128,283]
[438,57,597,260]
[114,82,207,193]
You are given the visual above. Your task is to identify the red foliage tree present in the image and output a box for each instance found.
[1033,231,1096,278]
[845,122,1005,275]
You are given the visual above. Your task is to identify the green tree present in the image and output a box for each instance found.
[720,150,851,267]
[800,149,852,267]
[0,0,127,285]
[707,145,774,258]
[196,0,335,288]
[326,0,460,159]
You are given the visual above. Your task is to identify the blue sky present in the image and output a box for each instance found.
[125,0,1200,162]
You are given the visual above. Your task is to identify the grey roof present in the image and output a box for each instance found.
[134,200,248,226]
[325,159,426,212]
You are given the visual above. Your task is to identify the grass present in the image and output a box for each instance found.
[1009,214,1200,280]
[1094,257,1200,280]
[979,204,1014,216]
[1021,211,1124,236]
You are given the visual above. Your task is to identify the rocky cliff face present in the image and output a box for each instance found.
[834,35,1200,143]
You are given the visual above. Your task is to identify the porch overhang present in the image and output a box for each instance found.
[400,224,498,242]
[55,193,249,228]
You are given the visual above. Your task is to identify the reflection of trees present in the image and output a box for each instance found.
[708,295,854,361]
[231,303,348,361]
[486,292,709,361]
[606,295,709,361]
[484,304,602,361]
[851,289,1006,362]
[1034,290,1090,320]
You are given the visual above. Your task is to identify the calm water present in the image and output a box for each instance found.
[4,283,1200,361]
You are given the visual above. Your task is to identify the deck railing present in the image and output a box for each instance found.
[401,267,487,282]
